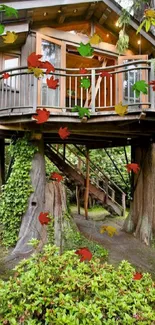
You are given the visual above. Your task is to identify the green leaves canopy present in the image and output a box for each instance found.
[132,80,148,98]
[77,42,94,57]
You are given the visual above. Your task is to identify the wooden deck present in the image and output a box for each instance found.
[0,60,155,148]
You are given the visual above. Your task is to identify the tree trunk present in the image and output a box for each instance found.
[123,144,155,245]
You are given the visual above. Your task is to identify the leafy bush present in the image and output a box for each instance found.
[0,245,155,324]
[0,136,38,247]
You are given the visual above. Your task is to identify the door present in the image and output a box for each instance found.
[36,33,66,109]
[118,55,148,107]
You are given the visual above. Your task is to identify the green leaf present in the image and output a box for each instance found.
[136,20,146,34]
[0,5,18,17]
[72,105,90,118]
[132,80,148,98]
[80,78,90,89]
[0,24,5,34]
[145,19,151,32]
[77,42,94,57]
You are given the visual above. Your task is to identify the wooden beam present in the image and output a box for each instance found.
[84,147,89,219]
[4,0,99,10]
[0,139,5,190]
[85,3,96,20]
[99,7,112,25]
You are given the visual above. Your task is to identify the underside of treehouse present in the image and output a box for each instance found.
[0,0,155,148]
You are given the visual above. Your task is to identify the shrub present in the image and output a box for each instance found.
[0,245,155,324]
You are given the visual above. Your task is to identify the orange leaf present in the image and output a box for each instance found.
[58,127,70,140]
[75,247,92,262]
[126,163,140,174]
[79,68,87,74]
[39,61,55,74]
[32,108,50,124]
[27,52,42,68]
[38,212,50,225]
[50,172,63,182]
[2,72,10,79]
[133,272,143,280]
[148,80,155,91]
[46,76,59,89]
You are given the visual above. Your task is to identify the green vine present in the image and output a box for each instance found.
[0,135,38,247]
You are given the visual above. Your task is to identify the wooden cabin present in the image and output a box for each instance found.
[0,0,155,150]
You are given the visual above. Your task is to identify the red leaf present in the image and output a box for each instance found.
[75,247,92,262]
[38,212,50,225]
[39,61,55,74]
[58,127,70,140]
[50,172,63,182]
[2,72,10,79]
[148,80,155,91]
[133,272,143,280]
[27,52,42,68]
[46,76,59,89]
[100,71,112,78]
[32,108,50,124]
[126,163,140,174]
[79,68,87,74]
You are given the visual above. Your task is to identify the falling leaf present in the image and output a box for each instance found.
[28,67,44,78]
[115,102,128,116]
[148,80,155,91]
[100,71,112,78]
[0,24,5,35]
[132,80,148,98]
[100,225,117,237]
[79,68,87,74]
[144,8,155,18]
[2,31,18,44]
[126,163,140,174]
[72,105,90,119]
[133,272,143,280]
[0,5,18,17]
[27,52,42,68]
[46,76,59,89]
[77,42,94,57]
[89,33,102,45]
[39,61,55,74]
[58,127,70,140]
[50,172,63,182]
[80,78,90,89]
[38,212,51,225]
[32,108,50,124]
[75,247,92,262]
[2,72,10,79]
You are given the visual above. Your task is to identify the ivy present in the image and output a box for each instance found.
[0,136,38,247]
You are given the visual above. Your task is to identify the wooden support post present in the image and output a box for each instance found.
[0,139,5,190]
[84,147,89,219]
[76,185,81,214]
[122,193,126,217]
[63,144,66,161]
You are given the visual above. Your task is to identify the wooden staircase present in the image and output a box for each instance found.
[45,144,126,216]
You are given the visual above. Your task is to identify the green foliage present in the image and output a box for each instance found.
[116,30,129,54]
[72,105,90,119]
[63,215,108,260]
[0,136,38,247]
[77,42,94,57]
[0,246,155,324]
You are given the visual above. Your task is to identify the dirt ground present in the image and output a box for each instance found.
[74,212,155,279]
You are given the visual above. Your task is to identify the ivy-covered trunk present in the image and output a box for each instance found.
[123,144,155,245]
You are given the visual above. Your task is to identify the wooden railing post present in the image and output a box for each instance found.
[122,193,126,217]
[91,69,95,112]
[84,148,89,219]
[150,61,155,110]
[33,76,38,112]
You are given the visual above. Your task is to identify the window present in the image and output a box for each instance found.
[3,54,20,89]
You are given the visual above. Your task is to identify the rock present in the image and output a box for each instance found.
[89,212,111,221]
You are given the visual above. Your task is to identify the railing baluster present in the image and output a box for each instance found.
[110,76,112,106]
[150,61,155,110]
[69,76,71,108]
[33,76,38,112]
[104,77,106,107]
[91,69,95,112]
[75,76,77,106]
[4,79,8,108]
[1,80,4,108]
[80,76,83,107]
[98,81,101,108]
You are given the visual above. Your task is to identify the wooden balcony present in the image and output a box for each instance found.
[0,60,154,117]
[0,60,155,148]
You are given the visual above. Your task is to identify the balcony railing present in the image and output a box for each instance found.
[0,60,154,116]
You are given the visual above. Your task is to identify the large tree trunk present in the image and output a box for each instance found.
[123,143,155,245]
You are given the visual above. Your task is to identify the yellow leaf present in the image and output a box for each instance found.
[89,33,102,45]
[28,67,44,78]
[2,31,18,44]
[100,225,117,237]
[144,9,155,18]
[115,101,128,116]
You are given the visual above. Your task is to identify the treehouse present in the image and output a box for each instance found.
[0,0,155,245]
